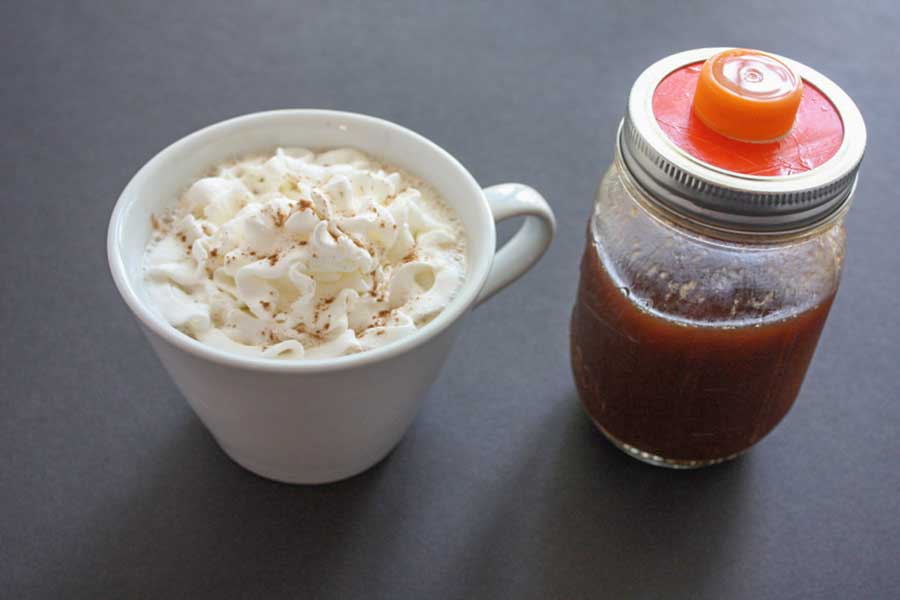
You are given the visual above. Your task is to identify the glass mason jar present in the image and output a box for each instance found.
[571,48,866,468]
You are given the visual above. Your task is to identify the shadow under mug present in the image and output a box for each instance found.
[108,110,556,484]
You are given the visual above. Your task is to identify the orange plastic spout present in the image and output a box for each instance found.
[692,49,803,143]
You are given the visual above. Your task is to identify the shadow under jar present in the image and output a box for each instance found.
[571,48,866,468]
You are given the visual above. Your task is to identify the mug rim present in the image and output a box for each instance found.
[107,109,495,373]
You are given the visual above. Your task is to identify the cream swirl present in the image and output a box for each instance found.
[143,147,466,359]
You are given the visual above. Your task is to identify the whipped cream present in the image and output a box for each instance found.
[143,147,466,360]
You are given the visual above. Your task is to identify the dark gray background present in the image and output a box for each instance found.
[3,1,898,598]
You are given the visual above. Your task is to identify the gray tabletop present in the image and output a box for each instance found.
[3,1,899,598]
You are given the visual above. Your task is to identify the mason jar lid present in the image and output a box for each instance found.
[619,48,866,233]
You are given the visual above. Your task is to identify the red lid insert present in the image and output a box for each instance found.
[652,52,844,176]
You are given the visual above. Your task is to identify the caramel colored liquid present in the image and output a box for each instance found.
[571,238,835,463]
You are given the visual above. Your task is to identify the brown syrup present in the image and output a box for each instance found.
[571,238,834,463]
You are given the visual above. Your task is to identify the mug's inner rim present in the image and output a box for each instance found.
[109,109,495,373]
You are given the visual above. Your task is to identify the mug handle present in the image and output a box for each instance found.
[476,183,556,306]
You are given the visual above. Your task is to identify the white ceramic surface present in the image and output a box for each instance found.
[108,110,556,484]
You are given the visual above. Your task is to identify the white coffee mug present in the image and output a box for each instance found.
[108,110,555,484]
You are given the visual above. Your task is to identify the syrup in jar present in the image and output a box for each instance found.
[571,48,865,468]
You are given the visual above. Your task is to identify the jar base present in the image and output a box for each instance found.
[594,422,742,469]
